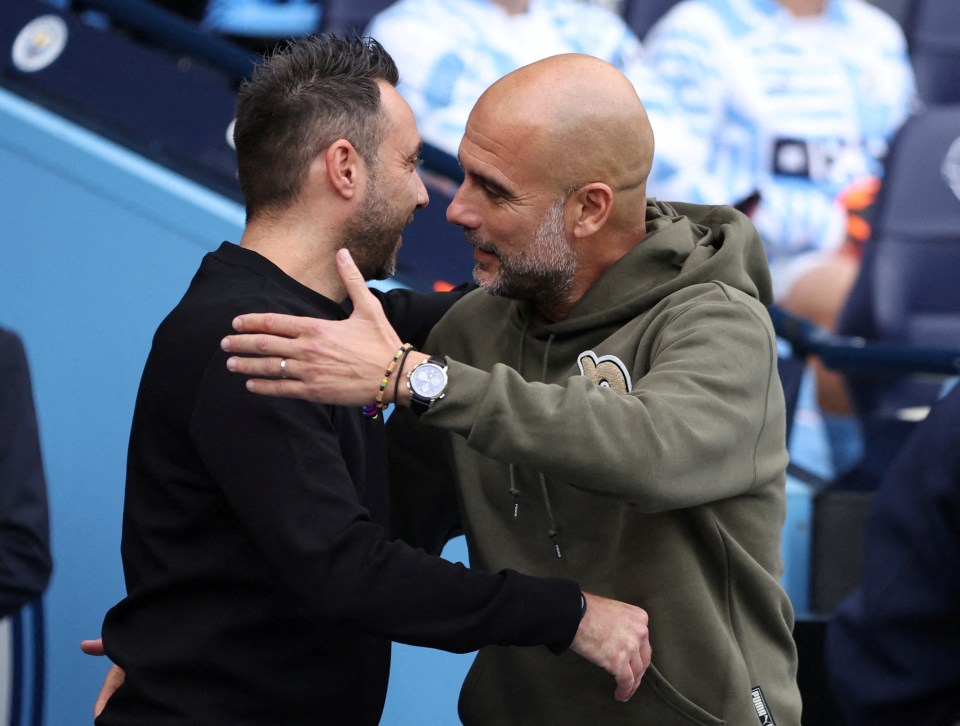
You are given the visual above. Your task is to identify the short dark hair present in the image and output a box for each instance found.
[234,34,400,220]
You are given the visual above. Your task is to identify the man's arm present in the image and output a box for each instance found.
[222,250,426,407]
[0,329,52,619]
[222,249,785,511]
[196,316,569,656]
[84,594,652,711]
[203,274,653,698]
[574,593,651,703]
[387,405,652,703]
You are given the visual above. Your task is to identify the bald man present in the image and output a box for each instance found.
[224,53,802,725]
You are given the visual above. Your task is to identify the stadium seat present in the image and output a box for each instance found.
[771,107,960,614]
[621,0,683,39]
[905,0,960,104]
[835,104,960,486]
[318,0,393,37]
[868,0,914,29]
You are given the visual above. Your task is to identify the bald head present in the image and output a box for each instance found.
[470,54,654,208]
[450,55,657,318]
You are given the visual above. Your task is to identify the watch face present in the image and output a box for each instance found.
[411,362,447,398]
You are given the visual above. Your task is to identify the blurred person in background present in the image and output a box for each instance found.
[644,0,917,474]
[365,0,688,183]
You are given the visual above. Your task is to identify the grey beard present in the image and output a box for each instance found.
[465,198,576,311]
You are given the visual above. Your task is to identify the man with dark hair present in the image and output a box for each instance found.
[223,52,802,724]
[94,35,650,725]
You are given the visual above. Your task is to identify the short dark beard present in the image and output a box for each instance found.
[341,166,407,280]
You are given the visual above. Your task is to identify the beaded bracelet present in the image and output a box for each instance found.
[393,344,417,408]
[375,343,414,412]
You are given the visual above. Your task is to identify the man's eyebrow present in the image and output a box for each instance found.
[461,162,517,199]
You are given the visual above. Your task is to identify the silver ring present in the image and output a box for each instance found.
[279,358,288,379]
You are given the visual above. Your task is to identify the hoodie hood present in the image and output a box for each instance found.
[510,199,773,337]
[493,200,775,558]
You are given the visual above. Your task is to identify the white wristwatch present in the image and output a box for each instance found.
[407,356,448,415]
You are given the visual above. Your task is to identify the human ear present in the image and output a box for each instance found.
[325,139,362,200]
[571,182,613,239]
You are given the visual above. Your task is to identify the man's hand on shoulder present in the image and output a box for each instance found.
[221,249,406,406]
[570,592,651,702]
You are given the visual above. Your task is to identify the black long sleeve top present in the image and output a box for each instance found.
[99,243,581,725]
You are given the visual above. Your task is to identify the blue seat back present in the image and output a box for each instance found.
[622,0,683,39]
[836,105,960,483]
[869,0,915,29]
[906,0,960,104]
[318,0,393,36]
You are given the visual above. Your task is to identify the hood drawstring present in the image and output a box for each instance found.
[508,319,530,521]
[540,472,562,559]
[507,322,563,559]
[508,463,520,519]
[538,334,563,559]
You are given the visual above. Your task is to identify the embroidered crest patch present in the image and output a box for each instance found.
[577,350,632,394]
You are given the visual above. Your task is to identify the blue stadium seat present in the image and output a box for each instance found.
[869,0,914,29]
[770,108,960,620]
[835,104,960,486]
[905,0,960,104]
[621,0,683,39]
[318,0,393,37]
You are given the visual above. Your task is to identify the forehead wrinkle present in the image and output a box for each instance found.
[459,131,520,193]
[460,117,550,204]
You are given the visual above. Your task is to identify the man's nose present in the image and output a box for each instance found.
[446,186,477,228]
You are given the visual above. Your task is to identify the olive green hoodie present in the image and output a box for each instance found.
[390,200,801,725]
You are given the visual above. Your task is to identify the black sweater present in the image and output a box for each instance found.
[99,243,581,725]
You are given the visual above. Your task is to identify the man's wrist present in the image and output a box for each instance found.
[395,351,430,407]
[405,355,449,415]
